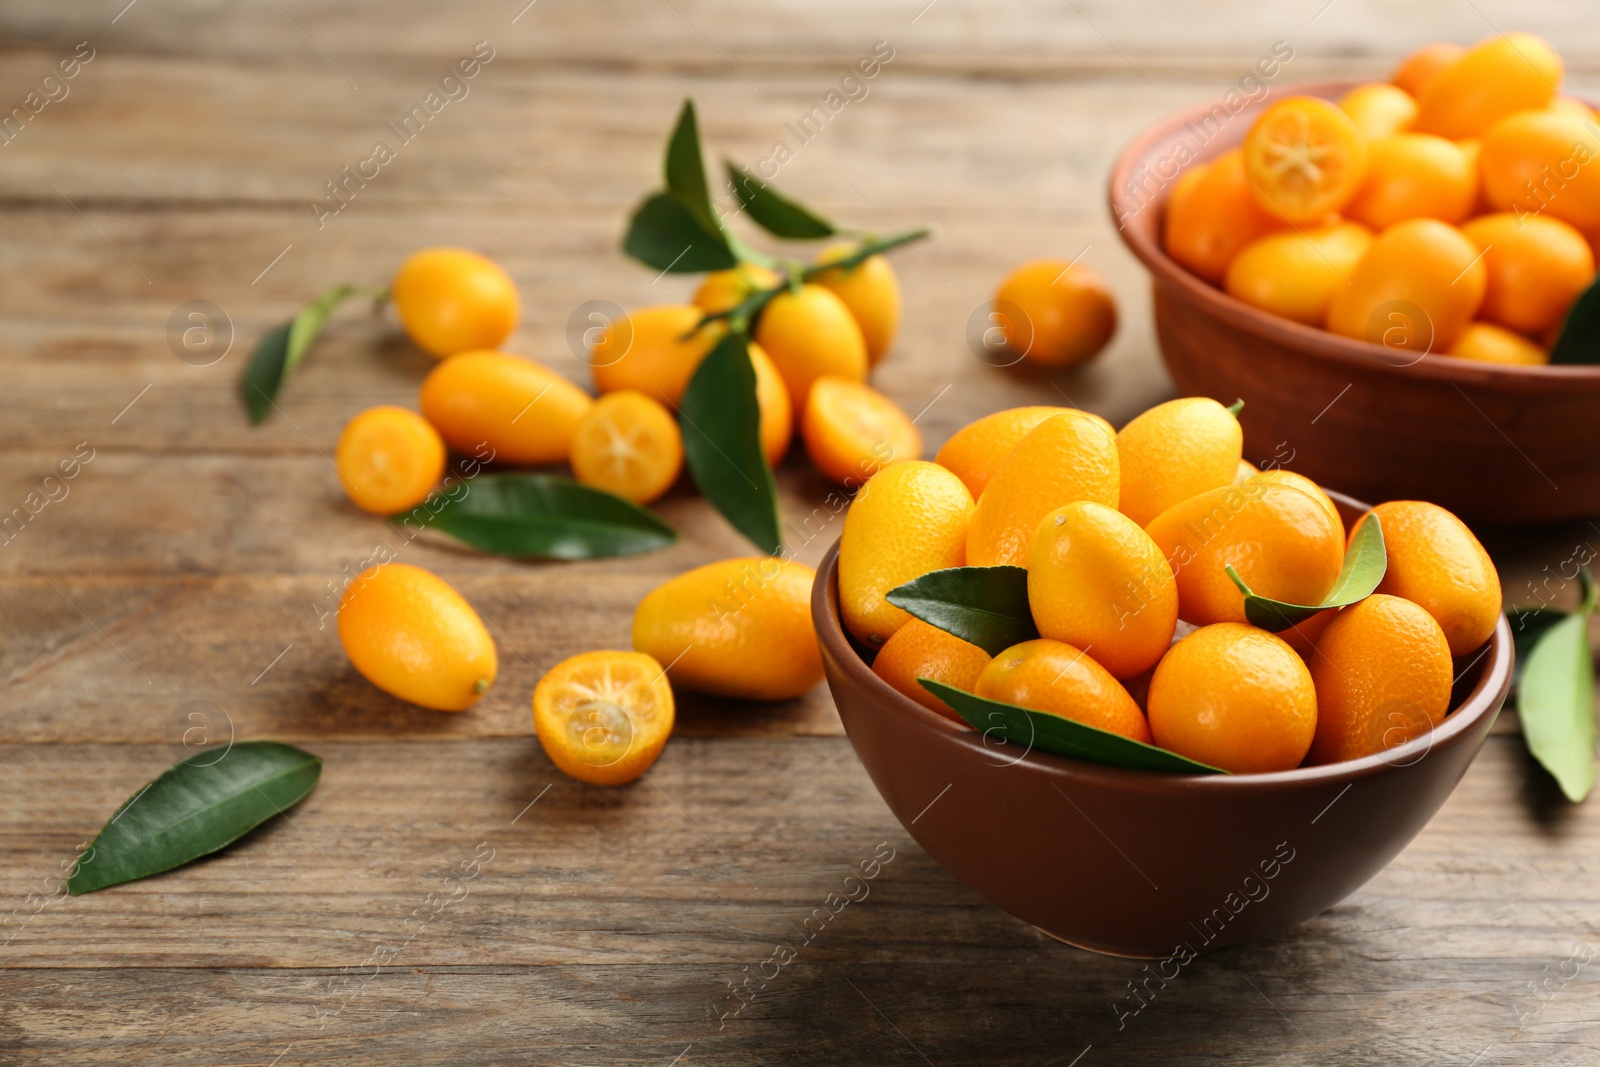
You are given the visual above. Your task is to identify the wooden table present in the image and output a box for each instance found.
[3,3,1599,1063]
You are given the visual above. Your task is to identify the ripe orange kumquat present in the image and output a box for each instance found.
[802,376,922,486]
[871,619,992,723]
[1461,213,1596,337]
[1242,96,1371,223]
[933,406,1067,500]
[992,260,1118,367]
[754,284,868,411]
[1351,500,1501,655]
[975,639,1152,743]
[420,350,593,466]
[335,406,446,515]
[391,248,519,358]
[1446,322,1549,366]
[1247,469,1344,542]
[1479,110,1600,236]
[569,390,683,505]
[1147,623,1317,773]
[1413,33,1562,139]
[1114,397,1242,527]
[1225,221,1374,326]
[1339,82,1419,141]
[1164,150,1284,284]
[533,650,674,786]
[1324,218,1487,352]
[1391,42,1465,100]
[591,305,720,404]
[1345,133,1478,229]
[812,244,902,365]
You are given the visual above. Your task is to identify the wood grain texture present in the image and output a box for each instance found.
[2,0,1600,1063]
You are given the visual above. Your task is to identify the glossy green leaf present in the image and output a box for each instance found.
[1227,512,1387,631]
[622,192,738,274]
[678,333,781,554]
[241,321,292,424]
[725,161,836,239]
[242,285,381,424]
[886,566,1037,655]
[68,741,322,895]
[398,474,677,560]
[1519,570,1598,802]
[664,100,719,233]
[921,680,1225,775]
[1551,275,1600,364]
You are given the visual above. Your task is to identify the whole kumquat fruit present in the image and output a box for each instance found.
[1480,111,1600,237]
[1391,42,1465,100]
[802,376,922,486]
[1324,218,1487,353]
[335,406,446,515]
[338,562,497,712]
[1345,133,1478,229]
[966,411,1119,567]
[1414,33,1562,139]
[839,460,974,646]
[1145,480,1345,628]
[1027,501,1178,680]
[871,618,992,722]
[391,248,519,358]
[1349,501,1502,655]
[569,390,683,504]
[419,350,593,465]
[1445,322,1549,366]
[692,263,782,316]
[992,260,1118,368]
[1461,213,1596,336]
[1339,82,1419,141]
[1306,594,1452,766]
[632,557,822,701]
[754,283,868,411]
[591,305,719,403]
[533,650,674,786]
[1114,397,1242,527]
[747,343,794,466]
[1246,469,1344,541]
[1147,623,1316,773]
[1225,221,1374,326]
[1242,96,1371,223]
[812,243,902,365]
[1164,150,1284,284]
[933,405,1069,500]
[975,638,1151,743]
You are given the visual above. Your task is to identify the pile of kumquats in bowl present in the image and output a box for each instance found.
[838,398,1504,775]
[1163,33,1598,365]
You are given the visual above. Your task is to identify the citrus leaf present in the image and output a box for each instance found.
[664,99,721,236]
[678,332,781,554]
[887,566,1037,655]
[921,680,1225,775]
[1551,274,1600,364]
[241,321,292,425]
[68,741,322,895]
[1227,512,1386,631]
[398,474,677,560]
[725,161,837,239]
[1520,570,1598,802]
[622,192,737,274]
[1509,606,1568,686]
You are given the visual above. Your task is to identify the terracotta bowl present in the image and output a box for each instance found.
[1109,80,1600,525]
[812,492,1512,957]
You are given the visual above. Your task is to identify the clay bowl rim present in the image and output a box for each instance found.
[813,492,1513,793]
[1107,77,1600,390]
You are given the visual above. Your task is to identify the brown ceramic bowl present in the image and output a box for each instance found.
[1110,80,1600,524]
[813,492,1512,957]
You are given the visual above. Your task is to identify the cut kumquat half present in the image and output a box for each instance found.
[569,390,684,505]
[533,650,675,786]
[1242,96,1370,223]
[801,375,922,486]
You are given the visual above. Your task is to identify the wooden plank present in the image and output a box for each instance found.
[1,737,1597,1064]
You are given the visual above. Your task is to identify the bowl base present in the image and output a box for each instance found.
[1033,925,1165,959]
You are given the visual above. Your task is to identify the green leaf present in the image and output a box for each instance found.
[68,741,322,894]
[1227,512,1387,631]
[725,161,837,239]
[241,284,381,424]
[664,100,719,234]
[398,474,677,560]
[678,332,781,554]
[241,321,292,425]
[1510,606,1568,686]
[886,566,1038,656]
[622,192,737,274]
[921,680,1225,775]
[1520,570,1598,802]
[1551,275,1600,364]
